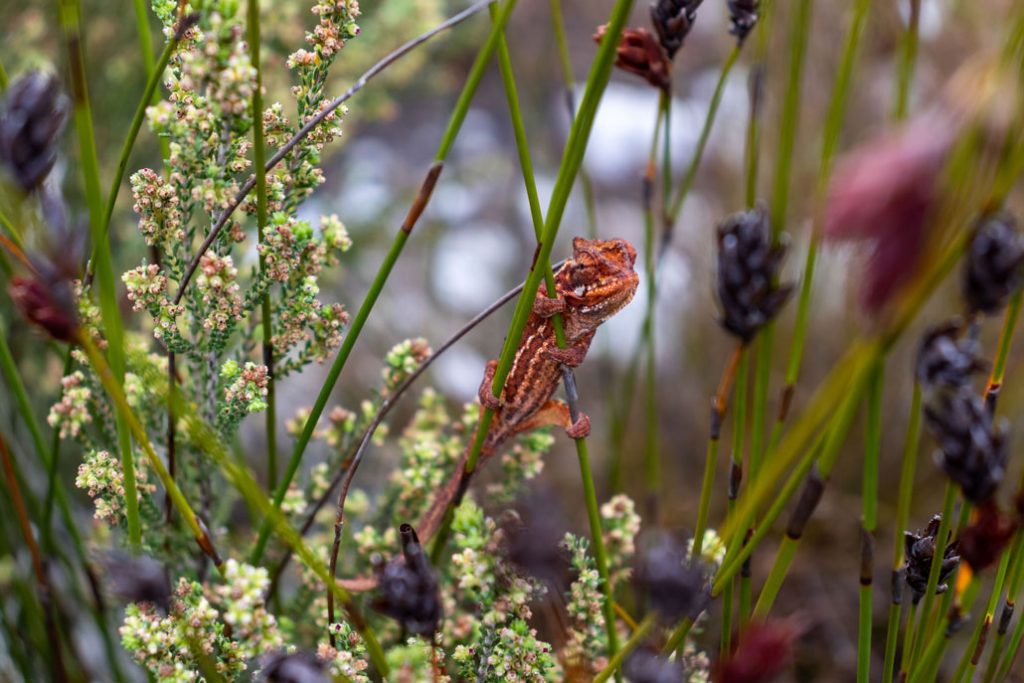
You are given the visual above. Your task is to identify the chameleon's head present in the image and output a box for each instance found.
[559,237,639,324]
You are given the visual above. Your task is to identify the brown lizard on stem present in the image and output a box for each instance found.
[417,236,639,541]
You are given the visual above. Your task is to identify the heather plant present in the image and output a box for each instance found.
[3,0,1024,681]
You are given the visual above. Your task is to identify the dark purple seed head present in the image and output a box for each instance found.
[964,212,1024,315]
[716,206,793,344]
[0,72,69,193]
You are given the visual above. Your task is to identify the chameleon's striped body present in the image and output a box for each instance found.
[418,237,638,540]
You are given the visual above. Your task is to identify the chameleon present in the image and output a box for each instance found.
[417,236,639,541]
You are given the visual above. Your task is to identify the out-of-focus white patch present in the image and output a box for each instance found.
[431,223,519,314]
[432,346,488,402]
[579,73,749,185]
[898,0,947,39]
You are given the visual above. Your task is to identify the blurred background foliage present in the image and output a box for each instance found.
[3,0,1024,678]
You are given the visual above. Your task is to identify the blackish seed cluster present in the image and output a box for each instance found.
[0,72,68,193]
[623,647,686,683]
[964,212,1024,315]
[370,524,441,636]
[903,516,960,603]
[727,0,760,43]
[649,0,701,59]
[716,207,793,344]
[634,533,707,622]
[915,319,986,390]
[924,390,1008,504]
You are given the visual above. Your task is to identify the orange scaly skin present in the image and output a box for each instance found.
[418,237,639,541]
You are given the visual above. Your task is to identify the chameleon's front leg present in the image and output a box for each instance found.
[477,359,502,410]
[532,286,567,318]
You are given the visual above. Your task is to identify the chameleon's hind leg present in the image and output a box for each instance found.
[514,399,591,439]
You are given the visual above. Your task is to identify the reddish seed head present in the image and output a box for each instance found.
[823,114,957,314]
[8,274,79,343]
[593,25,672,92]
[958,500,1018,572]
[714,619,802,683]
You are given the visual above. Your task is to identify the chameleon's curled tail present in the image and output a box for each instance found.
[416,451,472,542]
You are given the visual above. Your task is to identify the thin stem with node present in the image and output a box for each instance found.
[249,0,517,566]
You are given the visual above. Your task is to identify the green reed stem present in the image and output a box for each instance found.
[908,573,981,683]
[893,0,921,121]
[92,20,179,249]
[693,344,744,559]
[79,335,222,572]
[642,94,666,514]
[907,481,957,666]
[0,322,124,679]
[548,0,597,237]
[664,45,740,237]
[953,548,1013,682]
[593,614,656,683]
[250,0,517,565]
[59,0,139,550]
[124,351,389,675]
[428,0,636,560]
[984,290,1022,410]
[246,0,277,490]
[858,360,883,683]
[995,532,1024,679]
[723,352,749,650]
[882,382,922,683]
[751,376,865,617]
[489,8,621,667]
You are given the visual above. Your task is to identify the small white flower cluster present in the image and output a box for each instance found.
[122,264,186,348]
[318,621,370,681]
[75,449,152,523]
[217,361,269,434]
[601,493,642,586]
[48,371,93,439]
[288,0,361,69]
[130,168,183,247]
[195,253,243,334]
[561,534,607,672]
[381,338,431,395]
[214,560,284,661]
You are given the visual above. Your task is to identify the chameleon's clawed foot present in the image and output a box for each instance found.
[478,360,503,410]
[566,412,591,439]
[544,345,587,367]
[532,294,567,318]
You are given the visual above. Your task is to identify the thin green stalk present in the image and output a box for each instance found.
[247,0,277,490]
[642,95,666,516]
[489,8,621,667]
[893,0,921,121]
[858,360,883,683]
[984,290,1022,410]
[995,533,1024,679]
[59,0,139,550]
[723,352,749,651]
[662,46,740,253]
[882,382,922,683]
[250,0,519,565]
[90,25,181,271]
[908,574,981,683]
[953,548,1013,682]
[769,0,812,236]
[428,0,636,559]
[79,335,223,571]
[548,0,598,237]
[0,60,7,90]
[125,351,390,675]
[751,378,864,617]
[693,345,743,558]
[593,615,656,683]
[907,481,957,666]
